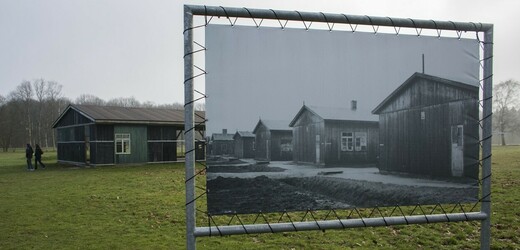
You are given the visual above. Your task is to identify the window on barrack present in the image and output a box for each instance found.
[115,133,131,154]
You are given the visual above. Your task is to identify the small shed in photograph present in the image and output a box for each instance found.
[289,105,379,165]
[253,119,292,161]
[233,131,255,159]
[372,72,479,179]
[52,104,205,166]
[209,129,234,156]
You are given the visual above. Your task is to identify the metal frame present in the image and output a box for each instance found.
[184,5,493,249]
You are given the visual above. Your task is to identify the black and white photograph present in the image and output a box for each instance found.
[205,24,481,215]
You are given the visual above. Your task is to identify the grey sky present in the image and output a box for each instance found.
[0,0,518,104]
[206,25,479,135]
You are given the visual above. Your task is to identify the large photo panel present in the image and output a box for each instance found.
[205,24,480,215]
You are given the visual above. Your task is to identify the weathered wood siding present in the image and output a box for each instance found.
[114,125,148,164]
[292,109,378,165]
[147,126,177,162]
[292,111,322,163]
[254,124,270,160]
[378,78,477,114]
[377,77,479,178]
[211,140,234,156]
[254,123,292,161]
[54,108,92,127]
[56,125,86,164]
[90,124,114,165]
[270,131,293,161]
[234,137,255,159]
[55,108,92,164]
[324,120,379,165]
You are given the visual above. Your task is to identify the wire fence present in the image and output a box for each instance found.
[184,5,493,248]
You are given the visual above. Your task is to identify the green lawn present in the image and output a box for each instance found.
[0,146,518,249]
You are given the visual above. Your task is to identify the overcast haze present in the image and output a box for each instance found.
[1,0,518,104]
[206,25,479,135]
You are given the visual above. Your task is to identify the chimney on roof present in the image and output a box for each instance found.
[222,129,227,135]
[351,100,357,111]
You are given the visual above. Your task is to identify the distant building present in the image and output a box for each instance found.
[52,104,205,166]
[233,131,255,159]
[372,72,479,178]
[253,119,292,161]
[289,105,379,165]
[209,129,234,156]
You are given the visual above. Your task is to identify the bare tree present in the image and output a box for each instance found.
[157,102,184,110]
[195,102,206,111]
[493,79,520,145]
[33,78,46,146]
[106,97,141,107]
[75,94,106,106]
[13,81,34,144]
[44,81,64,149]
[1,80,68,150]
[0,95,9,151]
[141,101,156,108]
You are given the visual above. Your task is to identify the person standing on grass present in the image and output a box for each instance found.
[34,144,45,170]
[25,144,34,171]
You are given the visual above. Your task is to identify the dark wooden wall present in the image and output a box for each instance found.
[377,78,477,114]
[292,109,378,165]
[211,140,234,156]
[54,108,92,127]
[323,120,379,165]
[270,131,293,161]
[114,125,148,164]
[378,99,479,178]
[292,111,322,164]
[147,126,177,162]
[56,123,87,164]
[254,124,292,161]
[90,124,114,165]
[234,137,255,159]
[254,124,270,161]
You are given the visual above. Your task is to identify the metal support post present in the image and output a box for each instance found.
[184,5,196,250]
[480,27,494,250]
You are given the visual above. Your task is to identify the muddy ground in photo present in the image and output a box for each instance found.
[207,175,478,215]
[206,160,479,215]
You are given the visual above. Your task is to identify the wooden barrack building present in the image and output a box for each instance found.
[372,72,479,178]
[52,104,205,166]
[289,105,379,165]
[253,119,293,161]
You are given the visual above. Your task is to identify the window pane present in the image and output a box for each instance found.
[123,141,130,153]
[115,133,130,154]
[116,141,122,153]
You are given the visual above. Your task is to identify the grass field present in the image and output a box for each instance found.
[0,146,519,249]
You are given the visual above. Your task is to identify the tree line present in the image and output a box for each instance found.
[1,78,517,151]
[0,79,197,152]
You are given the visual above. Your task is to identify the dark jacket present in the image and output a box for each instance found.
[35,146,43,160]
[26,145,33,159]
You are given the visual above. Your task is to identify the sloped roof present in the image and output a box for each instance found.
[52,104,205,128]
[289,105,378,127]
[372,72,478,114]
[212,133,234,141]
[253,119,291,133]
[233,131,255,139]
